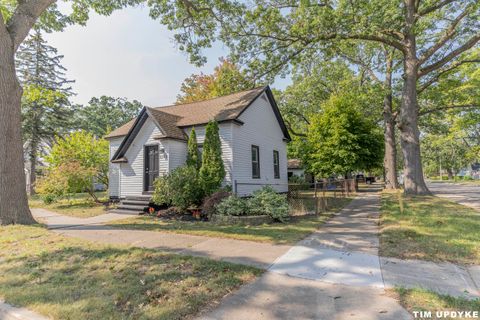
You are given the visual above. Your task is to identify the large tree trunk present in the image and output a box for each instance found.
[0,33,36,225]
[383,57,398,189]
[398,25,430,195]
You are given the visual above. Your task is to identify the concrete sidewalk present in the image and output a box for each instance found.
[198,272,411,320]
[31,208,291,269]
[0,300,48,320]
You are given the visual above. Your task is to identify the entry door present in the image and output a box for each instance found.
[144,145,159,192]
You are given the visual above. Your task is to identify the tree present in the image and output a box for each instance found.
[46,131,109,196]
[178,0,480,194]
[176,59,253,103]
[306,93,384,177]
[75,96,144,137]
[36,161,99,201]
[199,121,225,196]
[186,127,200,169]
[16,30,73,195]
[0,0,241,224]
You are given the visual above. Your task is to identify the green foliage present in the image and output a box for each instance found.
[199,121,225,196]
[74,96,143,137]
[36,161,98,200]
[152,166,203,211]
[186,127,200,169]
[247,186,289,222]
[215,187,289,222]
[306,93,384,177]
[215,195,250,216]
[202,190,231,218]
[46,131,109,186]
[176,59,254,103]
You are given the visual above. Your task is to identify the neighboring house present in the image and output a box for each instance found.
[105,86,291,199]
[287,159,314,183]
[287,159,305,178]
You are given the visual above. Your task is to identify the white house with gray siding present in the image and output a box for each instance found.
[105,86,291,199]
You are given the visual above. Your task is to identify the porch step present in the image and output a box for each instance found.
[117,204,148,212]
[122,199,151,206]
[109,209,142,215]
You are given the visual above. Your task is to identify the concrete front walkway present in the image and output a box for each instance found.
[31,208,291,269]
[0,300,48,320]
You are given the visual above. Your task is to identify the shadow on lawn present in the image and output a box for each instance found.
[0,237,259,320]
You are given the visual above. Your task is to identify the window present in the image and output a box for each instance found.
[273,150,280,179]
[251,145,260,179]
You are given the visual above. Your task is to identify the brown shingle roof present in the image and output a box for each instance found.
[146,107,186,141]
[104,87,266,139]
[104,118,136,139]
[288,159,303,169]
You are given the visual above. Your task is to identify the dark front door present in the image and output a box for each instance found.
[144,145,159,192]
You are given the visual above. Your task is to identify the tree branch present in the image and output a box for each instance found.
[284,120,307,137]
[418,59,480,94]
[418,0,459,17]
[338,51,381,83]
[418,5,471,65]
[6,0,55,52]
[418,32,480,77]
[419,104,480,116]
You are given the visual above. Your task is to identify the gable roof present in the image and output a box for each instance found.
[110,86,291,162]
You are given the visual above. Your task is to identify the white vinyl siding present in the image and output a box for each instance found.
[232,93,288,196]
[108,137,123,198]
[167,139,187,171]
[119,118,168,197]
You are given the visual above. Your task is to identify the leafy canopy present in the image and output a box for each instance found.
[176,59,253,104]
[46,131,109,185]
[307,92,384,177]
[74,96,144,137]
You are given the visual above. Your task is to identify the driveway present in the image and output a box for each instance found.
[428,181,480,212]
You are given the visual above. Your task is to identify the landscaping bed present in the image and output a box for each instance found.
[209,214,272,225]
[108,214,333,244]
[0,224,260,320]
[380,191,480,265]
[29,192,113,218]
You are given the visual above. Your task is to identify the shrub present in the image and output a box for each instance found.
[247,186,289,222]
[215,195,250,216]
[203,190,231,218]
[42,194,57,204]
[152,166,202,211]
[199,121,225,196]
[36,161,99,201]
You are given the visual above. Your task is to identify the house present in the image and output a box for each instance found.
[105,86,291,201]
[287,159,314,183]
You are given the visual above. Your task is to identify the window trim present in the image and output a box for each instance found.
[273,150,280,179]
[251,145,260,179]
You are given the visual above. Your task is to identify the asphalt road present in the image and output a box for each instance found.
[428,181,480,212]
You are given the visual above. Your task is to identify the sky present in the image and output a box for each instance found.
[43,6,290,107]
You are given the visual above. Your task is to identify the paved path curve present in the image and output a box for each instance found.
[428,181,480,212]
[32,208,291,269]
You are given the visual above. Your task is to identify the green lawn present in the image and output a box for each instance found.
[109,214,334,245]
[389,288,480,319]
[380,191,480,265]
[0,224,260,320]
[29,192,114,218]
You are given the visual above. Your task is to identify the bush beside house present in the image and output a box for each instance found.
[151,122,289,224]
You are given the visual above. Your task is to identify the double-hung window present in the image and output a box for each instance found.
[273,150,280,179]
[251,145,260,179]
